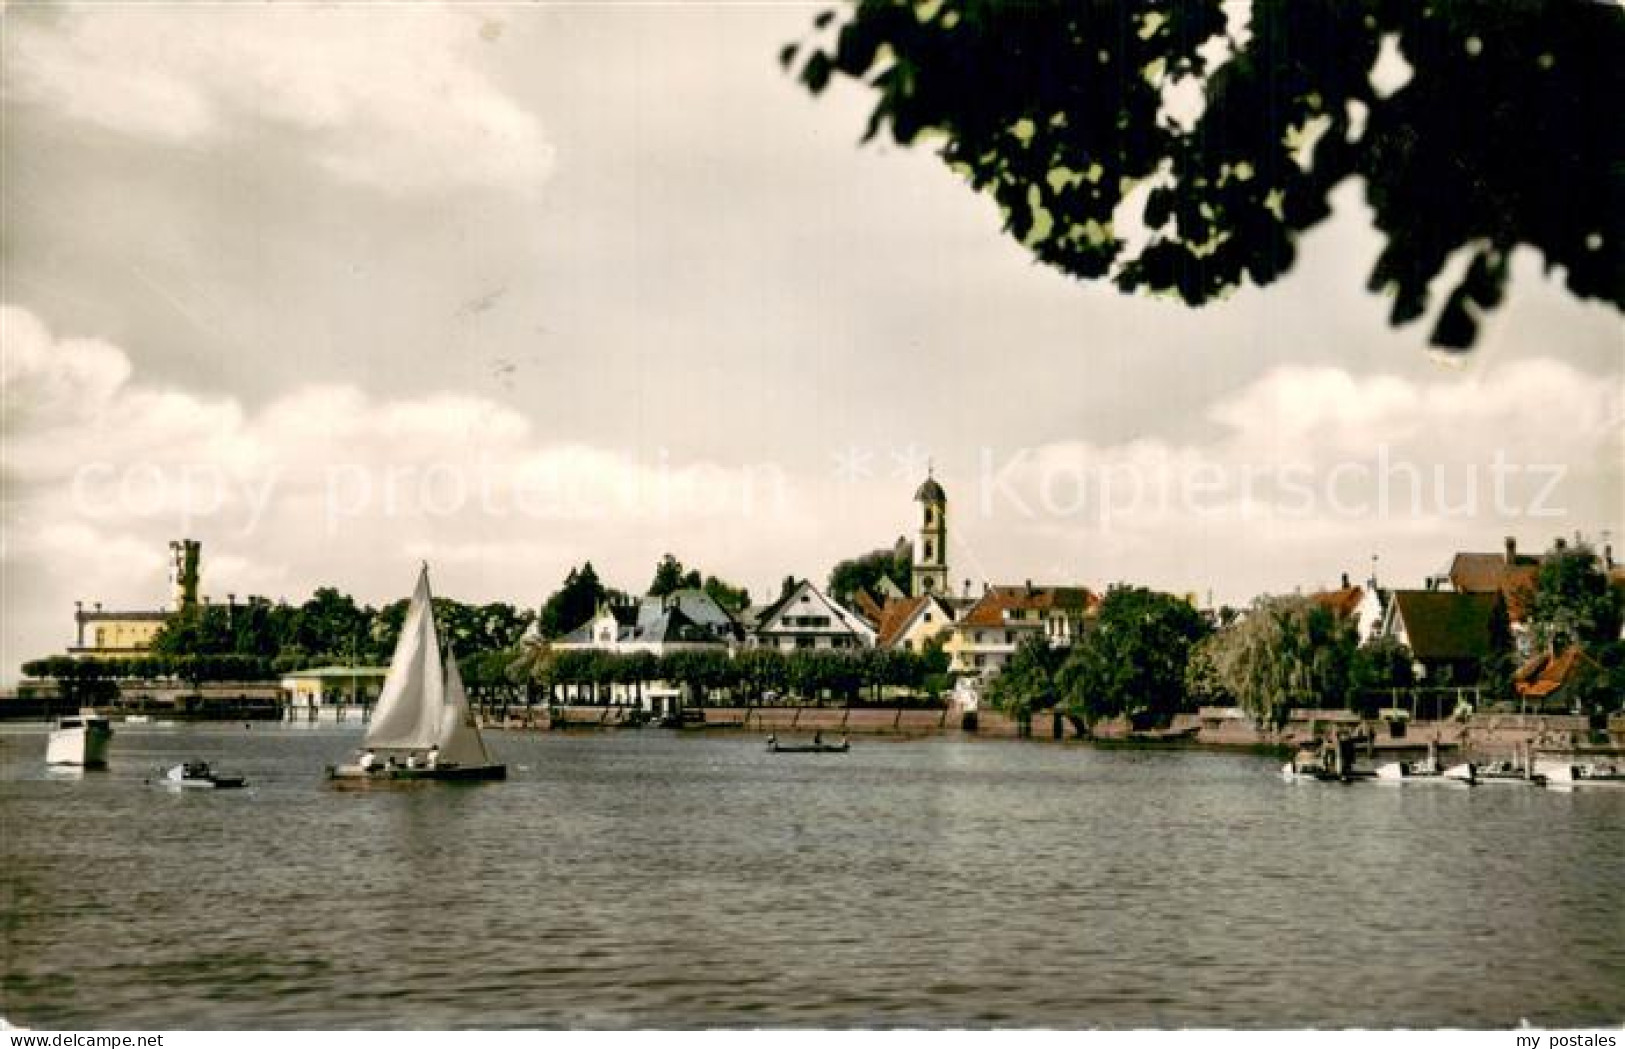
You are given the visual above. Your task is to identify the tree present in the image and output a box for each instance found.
[537,563,611,638]
[786,1,1623,349]
[151,604,234,657]
[701,574,751,614]
[827,541,912,602]
[1058,586,1208,726]
[736,646,789,700]
[985,635,1065,720]
[291,587,372,659]
[648,553,703,598]
[1203,594,1361,727]
[1349,635,1416,711]
[1529,539,1624,654]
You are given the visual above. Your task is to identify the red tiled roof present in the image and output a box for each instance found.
[875,596,926,649]
[956,585,1098,629]
[1514,646,1601,698]
[851,588,884,626]
[1449,552,1542,622]
[1311,586,1363,619]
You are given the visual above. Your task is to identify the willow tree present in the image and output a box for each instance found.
[1203,594,1359,726]
[786,0,1623,349]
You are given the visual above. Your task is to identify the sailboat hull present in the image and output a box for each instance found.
[327,763,506,782]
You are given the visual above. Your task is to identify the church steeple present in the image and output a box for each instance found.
[912,465,948,597]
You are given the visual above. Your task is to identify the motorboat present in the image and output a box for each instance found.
[328,565,506,783]
[1540,761,1625,787]
[1441,762,1479,784]
[1374,758,1461,782]
[1471,759,1545,785]
[1281,747,1337,782]
[766,734,849,754]
[1375,741,1468,783]
[158,761,246,789]
[46,714,114,768]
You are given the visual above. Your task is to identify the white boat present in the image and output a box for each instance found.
[327,565,505,783]
[46,714,114,767]
[1539,761,1625,787]
[1375,760,1467,782]
[1471,759,1545,785]
[158,761,246,789]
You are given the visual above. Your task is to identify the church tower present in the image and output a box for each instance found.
[912,468,948,597]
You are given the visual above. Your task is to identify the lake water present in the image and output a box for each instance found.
[2,723,1621,1029]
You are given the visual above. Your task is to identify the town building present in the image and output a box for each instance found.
[748,579,876,650]
[554,589,741,654]
[873,592,958,653]
[944,583,1098,676]
[1375,589,1509,685]
[279,666,389,720]
[71,539,200,657]
[912,470,949,597]
[1512,646,1604,713]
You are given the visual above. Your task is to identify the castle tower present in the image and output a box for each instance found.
[168,539,201,610]
[912,468,948,597]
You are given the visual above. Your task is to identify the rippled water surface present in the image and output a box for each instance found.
[2,724,1621,1028]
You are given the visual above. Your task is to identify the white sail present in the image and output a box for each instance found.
[439,648,493,768]
[363,566,445,752]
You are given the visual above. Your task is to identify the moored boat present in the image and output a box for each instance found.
[1539,760,1625,787]
[46,714,114,768]
[766,734,849,754]
[328,565,506,783]
[1472,759,1545,785]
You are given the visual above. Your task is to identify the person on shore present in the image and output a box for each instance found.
[427,744,440,769]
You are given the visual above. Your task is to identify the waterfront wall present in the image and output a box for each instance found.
[498,704,1625,756]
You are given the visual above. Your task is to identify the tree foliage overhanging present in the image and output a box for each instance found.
[786,0,1624,348]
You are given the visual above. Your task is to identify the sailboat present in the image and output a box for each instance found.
[327,565,505,782]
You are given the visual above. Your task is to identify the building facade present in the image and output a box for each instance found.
[912,471,949,597]
[945,584,1097,676]
[749,579,876,650]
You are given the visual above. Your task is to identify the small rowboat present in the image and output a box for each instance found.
[766,735,849,754]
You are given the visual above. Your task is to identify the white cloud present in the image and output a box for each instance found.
[3,4,553,193]
[0,306,816,678]
[2,304,1620,681]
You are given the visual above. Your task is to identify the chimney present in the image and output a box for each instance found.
[94,601,103,612]
[1025,579,1034,595]
[962,579,972,598]
[1341,572,1350,589]
[1504,536,1516,565]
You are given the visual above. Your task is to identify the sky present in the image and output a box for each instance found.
[2,2,1621,681]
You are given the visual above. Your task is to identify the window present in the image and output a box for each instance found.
[924,541,934,560]
[797,637,815,649]
[923,612,932,622]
